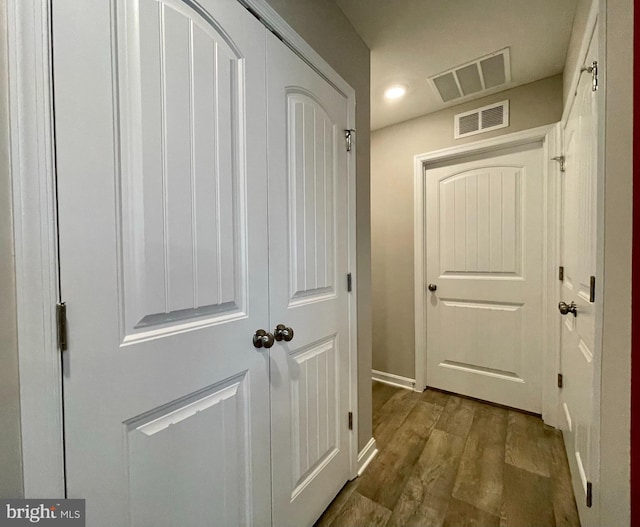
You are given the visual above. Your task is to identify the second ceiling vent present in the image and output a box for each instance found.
[454,100,509,139]
[429,48,511,103]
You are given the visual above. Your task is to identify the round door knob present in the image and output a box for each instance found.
[427,283,437,292]
[558,301,577,317]
[253,329,275,349]
[274,324,294,342]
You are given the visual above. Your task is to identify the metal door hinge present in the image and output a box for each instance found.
[581,61,598,92]
[344,129,356,152]
[586,481,593,507]
[348,411,353,430]
[557,373,563,389]
[551,155,565,172]
[559,266,564,281]
[56,302,68,352]
[589,276,596,302]
[347,273,352,292]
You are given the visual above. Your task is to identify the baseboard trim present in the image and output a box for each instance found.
[357,437,378,476]
[372,369,416,391]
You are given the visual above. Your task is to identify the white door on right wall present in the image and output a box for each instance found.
[559,22,599,521]
[425,142,544,413]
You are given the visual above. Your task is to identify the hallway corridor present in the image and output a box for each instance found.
[315,382,580,527]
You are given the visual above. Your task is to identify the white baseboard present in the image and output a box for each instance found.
[372,369,416,391]
[357,437,378,476]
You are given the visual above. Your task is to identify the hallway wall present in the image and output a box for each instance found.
[264,0,373,452]
[371,75,563,379]
[598,0,633,521]
[563,0,594,103]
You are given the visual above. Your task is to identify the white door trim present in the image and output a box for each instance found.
[6,0,64,498]
[7,0,359,497]
[413,124,560,423]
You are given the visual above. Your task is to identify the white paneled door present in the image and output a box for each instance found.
[559,23,599,520]
[53,1,351,526]
[266,33,351,527]
[425,143,544,413]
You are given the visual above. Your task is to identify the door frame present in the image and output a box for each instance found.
[6,0,359,497]
[413,123,562,425]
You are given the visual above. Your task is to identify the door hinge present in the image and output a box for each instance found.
[56,302,68,352]
[348,411,353,430]
[344,129,356,152]
[589,276,596,302]
[347,272,352,292]
[581,61,598,92]
[557,373,563,388]
[559,266,564,281]
[551,155,566,172]
[586,481,593,507]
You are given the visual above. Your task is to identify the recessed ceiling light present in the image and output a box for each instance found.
[384,85,406,100]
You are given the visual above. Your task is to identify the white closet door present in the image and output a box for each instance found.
[266,32,352,527]
[54,1,271,525]
[559,22,599,521]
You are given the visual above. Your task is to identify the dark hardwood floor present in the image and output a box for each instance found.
[316,382,580,527]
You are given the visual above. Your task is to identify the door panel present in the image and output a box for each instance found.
[288,92,336,302]
[266,32,351,527]
[126,374,251,525]
[559,22,599,520]
[439,168,522,275]
[118,0,246,339]
[54,1,271,525]
[426,144,544,413]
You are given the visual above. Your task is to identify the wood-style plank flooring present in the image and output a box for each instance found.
[316,382,580,527]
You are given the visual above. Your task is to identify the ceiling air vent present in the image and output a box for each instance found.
[454,100,509,139]
[429,48,511,103]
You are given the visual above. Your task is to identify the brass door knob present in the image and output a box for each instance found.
[428,283,437,292]
[253,329,275,349]
[274,324,294,342]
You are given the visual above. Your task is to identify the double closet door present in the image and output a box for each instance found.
[53,1,352,526]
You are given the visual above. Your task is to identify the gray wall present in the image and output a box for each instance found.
[564,0,593,103]
[264,0,373,451]
[371,75,564,379]
[598,0,632,521]
[0,1,24,498]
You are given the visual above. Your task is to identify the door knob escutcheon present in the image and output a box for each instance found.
[253,329,275,349]
[274,324,294,342]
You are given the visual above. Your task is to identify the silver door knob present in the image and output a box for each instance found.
[274,324,294,342]
[253,329,275,349]
[428,283,437,292]
[558,301,577,317]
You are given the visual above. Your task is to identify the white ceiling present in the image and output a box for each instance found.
[335,0,578,130]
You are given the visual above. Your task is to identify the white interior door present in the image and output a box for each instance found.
[425,143,544,413]
[266,32,352,527]
[559,22,599,520]
[54,1,272,524]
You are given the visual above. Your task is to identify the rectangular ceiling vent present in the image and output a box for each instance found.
[454,100,509,139]
[429,48,511,103]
